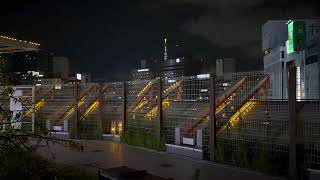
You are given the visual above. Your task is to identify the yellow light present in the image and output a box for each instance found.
[133,100,148,111]
[217,100,256,135]
[63,97,86,119]
[25,98,45,117]
[82,100,100,119]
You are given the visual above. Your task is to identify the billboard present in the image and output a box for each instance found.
[287,20,306,54]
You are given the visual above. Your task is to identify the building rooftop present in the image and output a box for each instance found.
[0,35,40,53]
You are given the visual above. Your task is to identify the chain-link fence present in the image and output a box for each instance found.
[7,70,320,175]
[163,76,209,152]
[297,99,320,170]
[123,79,164,150]
[103,82,123,135]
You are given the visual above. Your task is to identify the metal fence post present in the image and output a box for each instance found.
[158,78,163,140]
[122,81,127,134]
[209,73,216,161]
[98,82,104,138]
[31,86,35,133]
[74,82,79,139]
[288,66,297,180]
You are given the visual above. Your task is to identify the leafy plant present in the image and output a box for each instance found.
[0,57,83,179]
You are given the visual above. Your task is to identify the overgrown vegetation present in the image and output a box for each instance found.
[122,128,166,151]
[215,135,288,176]
[79,118,102,140]
[0,57,84,179]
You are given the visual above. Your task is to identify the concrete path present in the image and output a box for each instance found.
[37,140,284,180]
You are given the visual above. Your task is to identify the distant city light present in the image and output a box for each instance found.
[55,85,62,90]
[137,68,149,72]
[76,73,82,80]
[197,74,210,79]
[168,79,176,83]
[223,83,231,87]
[176,58,180,63]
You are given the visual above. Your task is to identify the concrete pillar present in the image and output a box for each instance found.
[196,129,203,148]
[175,127,180,145]
[63,120,68,132]
[46,119,51,131]
[288,66,297,180]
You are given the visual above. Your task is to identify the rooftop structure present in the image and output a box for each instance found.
[0,35,40,53]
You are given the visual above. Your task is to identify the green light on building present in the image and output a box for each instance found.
[288,21,294,54]
[287,20,306,54]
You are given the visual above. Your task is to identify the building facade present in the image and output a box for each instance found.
[0,50,53,85]
[216,58,236,75]
[131,59,154,81]
[53,57,69,80]
[263,19,320,99]
[161,58,185,79]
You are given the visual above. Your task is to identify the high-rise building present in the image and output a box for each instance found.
[263,19,320,99]
[80,72,92,83]
[131,59,154,81]
[161,58,185,78]
[0,50,53,85]
[0,35,50,85]
[164,38,168,61]
[216,58,236,75]
[53,57,69,80]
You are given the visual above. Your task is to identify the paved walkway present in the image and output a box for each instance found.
[38,140,284,180]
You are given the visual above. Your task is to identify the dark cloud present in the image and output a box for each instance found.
[162,0,320,62]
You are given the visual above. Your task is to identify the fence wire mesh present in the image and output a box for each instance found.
[103,82,123,135]
[124,79,163,150]
[297,100,320,169]
[5,70,320,173]
[163,76,209,150]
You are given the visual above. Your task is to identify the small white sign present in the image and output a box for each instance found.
[10,90,22,111]
[76,73,82,80]
[182,137,194,146]
[53,126,63,131]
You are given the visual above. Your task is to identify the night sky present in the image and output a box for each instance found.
[1,0,320,80]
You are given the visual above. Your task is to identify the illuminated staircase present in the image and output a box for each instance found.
[60,85,97,121]
[184,77,247,136]
[217,76,270,135]
[24,86,55,117]
[128,81,155,112]
[45,85,98,130]
[80,85,108,120]
[145,80,182,120]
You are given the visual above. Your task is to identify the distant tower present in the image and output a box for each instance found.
[164,38,168,61]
